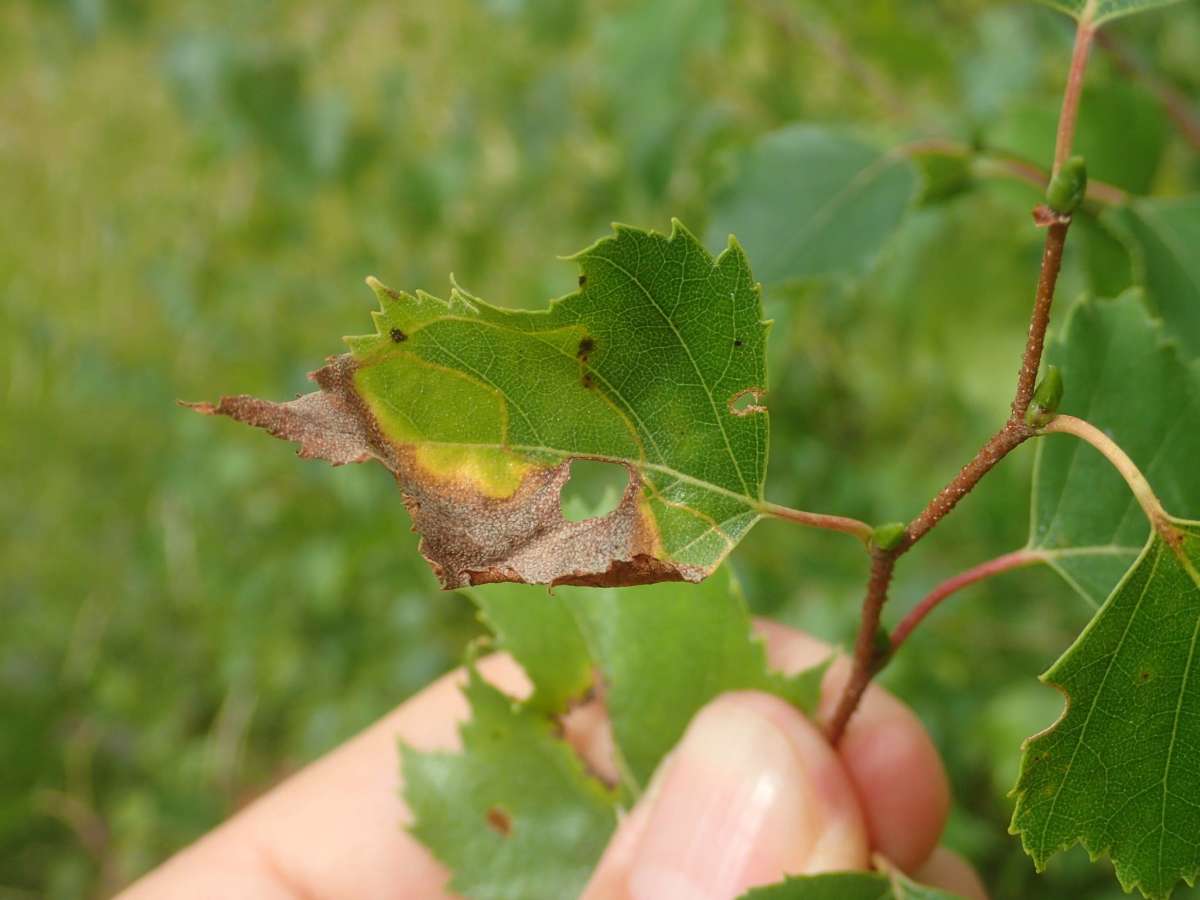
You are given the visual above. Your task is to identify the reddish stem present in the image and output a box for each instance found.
[889,549,1045,652]
[1054,8,1097,175]
[1012,222,1069,420]
[828,11,1092,743]
[903,422,1032,550]
[826,549,896,742]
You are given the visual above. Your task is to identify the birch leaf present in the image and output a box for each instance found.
[1027,293,1200,605]
[191,221,769,588]
[1011,520,1200,900]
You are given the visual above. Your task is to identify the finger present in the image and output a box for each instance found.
[913,847,990,900]
[119,653,534,899]
[582,691,869,900]
[755,620,952,872]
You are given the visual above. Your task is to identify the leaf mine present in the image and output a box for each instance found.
[192,221,770,588]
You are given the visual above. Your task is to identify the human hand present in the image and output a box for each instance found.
[121,622,986,899]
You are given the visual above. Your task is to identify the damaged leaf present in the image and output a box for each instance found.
[191,221,770,588]
[401,668,616,900]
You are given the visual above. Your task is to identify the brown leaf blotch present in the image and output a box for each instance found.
[192,355,707,589]
[485,806,512,836]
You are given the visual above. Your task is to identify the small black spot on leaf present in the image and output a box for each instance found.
[390,328,407,343]
[577,337,595,358]
[578,274,587,287]
[582,372,594,389]
[734,339,743,348]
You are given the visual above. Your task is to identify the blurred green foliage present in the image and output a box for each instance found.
[2,0,1198,897]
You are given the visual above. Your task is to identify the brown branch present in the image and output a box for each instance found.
[1013,221,1070,419]
[827,12,1094,742]
[826,549,896,741]
[902,422,1033,550]
[1054,7,1097,175]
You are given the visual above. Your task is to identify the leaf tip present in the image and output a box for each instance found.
[178,399,216,414]
[365,275,399,302]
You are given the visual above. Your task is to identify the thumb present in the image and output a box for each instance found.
[583,691,869,900]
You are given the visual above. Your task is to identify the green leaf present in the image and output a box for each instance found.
[465,583,593,714]
[566,567,827,790]
[1028,293,1200,605]
[738,871,964,899]
[192,221,770,588]
[407,569,827,897]
[402,670,615,900]
[1011,520,1200,900]
[707,125,918,287]
[1032,0,1188,25]
[1106,197,1200,360]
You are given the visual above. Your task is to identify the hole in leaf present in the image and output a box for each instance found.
[728,387,766,417]
[485,806,513,837]
[560,459,628,522]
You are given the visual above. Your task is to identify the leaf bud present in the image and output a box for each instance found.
[871,521,907,552]
[1025,364,1064,428]
[1045,156,1087,216]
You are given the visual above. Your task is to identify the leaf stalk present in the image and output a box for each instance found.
[1041,414,1182,549]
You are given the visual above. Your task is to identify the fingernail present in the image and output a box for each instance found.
[625,693,865,900]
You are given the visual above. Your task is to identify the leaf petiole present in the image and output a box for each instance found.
[1040,414,1181,548]
[889,549,1047,654]
[757,501,874,544]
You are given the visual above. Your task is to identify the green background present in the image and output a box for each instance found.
[3,0,1198,897]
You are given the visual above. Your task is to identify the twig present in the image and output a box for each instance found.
[1054,2,1098,175]
[889,549,1046,652]
[1013,222,1070,419]
[825,549,896,742]
[826,10,1096,744]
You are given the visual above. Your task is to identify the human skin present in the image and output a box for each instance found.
[120,622,987,899]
